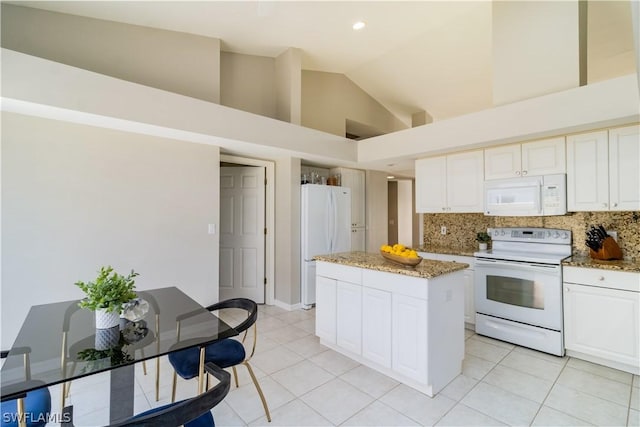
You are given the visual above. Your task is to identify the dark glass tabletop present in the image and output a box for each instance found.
[1,287,237,401]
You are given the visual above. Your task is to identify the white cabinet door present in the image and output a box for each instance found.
[485,137,565,180]
[567,130,609,211]
[522,137,566,176]
[564,283,640,368]
[362,287,392,368]
[447,150,484,213]
[609,125,640,211]
[415,156,447,213]
[351,227,366,252]
[336,281,362,354]
[484,144,522,180]
[392,294,428,383]
[316,276,337,344]
[332,168,366,228]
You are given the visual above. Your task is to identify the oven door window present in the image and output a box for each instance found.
[486,275,544,310]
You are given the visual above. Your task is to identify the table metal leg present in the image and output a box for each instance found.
[109,364,135,423]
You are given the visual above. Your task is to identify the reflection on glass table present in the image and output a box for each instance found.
[1,287,238,424]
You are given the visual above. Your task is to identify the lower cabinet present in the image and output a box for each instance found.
[563,267,640,374]
[336,281,362,354]
[392,294,428,382]
[315,261,464,396]
[362,287,392,368]
[315,276,337,344]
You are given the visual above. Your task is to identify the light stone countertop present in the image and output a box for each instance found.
[313,251,469,279]
[563,256,640,273]
[415,245,478,257]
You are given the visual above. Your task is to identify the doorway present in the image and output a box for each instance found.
[219,155,275,304]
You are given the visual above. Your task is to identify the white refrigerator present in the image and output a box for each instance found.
[301,184,351,308]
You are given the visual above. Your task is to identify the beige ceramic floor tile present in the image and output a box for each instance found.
[461,382,540,426]
[435,403,507,426]
[544,383,628,426]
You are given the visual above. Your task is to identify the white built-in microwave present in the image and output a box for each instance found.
[484,174,567,216]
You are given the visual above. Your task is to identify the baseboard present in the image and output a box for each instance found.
[272,299,303,311]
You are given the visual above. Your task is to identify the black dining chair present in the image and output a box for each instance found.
[109,361,230,427]
[1,348,52,427]
[167,298,271,422]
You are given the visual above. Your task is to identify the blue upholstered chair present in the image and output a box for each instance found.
[168,298,271,422]
[1,348,52,427]
[109,361,230,427]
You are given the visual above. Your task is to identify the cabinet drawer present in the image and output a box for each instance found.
[317,261,362,284]
[564,267,639,292]
[362,269,427,300]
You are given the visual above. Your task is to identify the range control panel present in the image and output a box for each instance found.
[490,227,571,244]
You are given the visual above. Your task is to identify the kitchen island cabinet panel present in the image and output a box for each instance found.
[315,257,464,396]
[315,276,337,344]
[392,294,428,383]
[362,287,392,368]
[336,281,362,354]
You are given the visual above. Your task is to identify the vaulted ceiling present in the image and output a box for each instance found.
[6,1,637,133]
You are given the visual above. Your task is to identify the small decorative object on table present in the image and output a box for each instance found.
[380,243,423,267]
[585,225,623,260]
[476,232,491,251]
[75,266,139,329]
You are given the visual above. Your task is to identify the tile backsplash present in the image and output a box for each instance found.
[422,211,640,261]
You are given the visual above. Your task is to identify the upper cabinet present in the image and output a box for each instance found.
[415,150,484,213]
[609,125,640,211]
[484,137,566,180]
[567,125,640,211]
[331,167,366,228]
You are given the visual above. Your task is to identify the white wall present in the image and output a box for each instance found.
[1,112,221,348]
[365,170,388,252]
[275,48,302,125]
[301,70,408,137]
[493,1,580,105]
[396,180,413,247]
[221,52,276,119]
[1,3,221,103]
[275,157,301,306]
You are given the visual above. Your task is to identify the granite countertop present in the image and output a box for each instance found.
[313,251,469,279]
[563,256,640,273]
[415,245,478,257]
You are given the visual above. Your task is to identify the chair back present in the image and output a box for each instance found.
[109,361,230,427]
[205,298,258,334]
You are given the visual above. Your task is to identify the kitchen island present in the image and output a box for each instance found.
[313,251,468,397]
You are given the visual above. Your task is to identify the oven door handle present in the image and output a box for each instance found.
[475,258,560,273]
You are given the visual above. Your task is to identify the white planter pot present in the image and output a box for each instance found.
[95,327,120,350]
[478,242,488,251]
[95,308,120,329]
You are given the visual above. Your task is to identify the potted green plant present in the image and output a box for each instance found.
[75,266,139,329]
[476,231,491,251]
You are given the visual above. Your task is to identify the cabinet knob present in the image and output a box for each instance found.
[613,203,618,207]
[602,203,608,208]
[598,276,605,281]
[516,171,521,176]
[522,170,528,176]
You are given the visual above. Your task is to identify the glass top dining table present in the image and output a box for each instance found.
[1,286,238,423]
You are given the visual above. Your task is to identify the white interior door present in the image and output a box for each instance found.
[219,166,265,303]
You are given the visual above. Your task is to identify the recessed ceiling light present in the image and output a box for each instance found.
[352,21,366,30]
[387,175,395,179]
